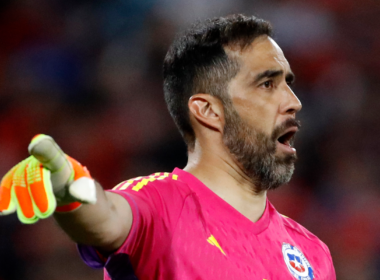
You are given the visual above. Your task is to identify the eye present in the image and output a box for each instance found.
[286,76,295,87]
[261,80,274,89]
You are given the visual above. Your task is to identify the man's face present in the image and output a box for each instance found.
[223,36,302,192]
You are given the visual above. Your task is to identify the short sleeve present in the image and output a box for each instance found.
[109,186,162,257]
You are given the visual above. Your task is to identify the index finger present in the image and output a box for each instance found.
[28,134,73,193]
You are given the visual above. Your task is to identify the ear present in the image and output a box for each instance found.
[188,93,224,133]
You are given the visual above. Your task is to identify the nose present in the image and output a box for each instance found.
[281,87,302,115]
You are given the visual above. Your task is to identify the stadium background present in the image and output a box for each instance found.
[0,0,379,279]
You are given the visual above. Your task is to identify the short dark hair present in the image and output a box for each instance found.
[163,14,273,149]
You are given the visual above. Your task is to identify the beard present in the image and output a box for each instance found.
[222,103,300,193]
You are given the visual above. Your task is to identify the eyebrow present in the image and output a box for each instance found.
[253,69,295,84]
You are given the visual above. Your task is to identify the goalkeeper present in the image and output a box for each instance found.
[0,14,336,279]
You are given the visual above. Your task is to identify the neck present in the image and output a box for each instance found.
[184,141,267,222]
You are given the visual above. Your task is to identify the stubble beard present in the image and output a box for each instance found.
[222,103,298,193]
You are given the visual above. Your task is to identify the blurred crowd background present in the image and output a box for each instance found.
[0,0,379,279]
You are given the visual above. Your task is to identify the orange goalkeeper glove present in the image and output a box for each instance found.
[0,134,97,224]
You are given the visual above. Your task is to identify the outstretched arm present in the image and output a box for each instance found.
[54,184,132,252]
[0,134,133,253]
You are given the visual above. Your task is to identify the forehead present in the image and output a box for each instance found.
[226,36,290,79]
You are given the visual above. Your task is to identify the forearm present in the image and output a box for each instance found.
[54,182,132,253]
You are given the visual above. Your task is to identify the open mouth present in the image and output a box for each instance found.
[277,128,298,147]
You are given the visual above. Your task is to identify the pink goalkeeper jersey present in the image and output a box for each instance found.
[78,168,336,280]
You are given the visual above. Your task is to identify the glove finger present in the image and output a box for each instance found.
[26,157,56,219]
[13,157,38,224]
[0,165,18,214]
[28,134,73,194]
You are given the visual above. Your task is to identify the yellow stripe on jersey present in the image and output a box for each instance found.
[112,173,178,192]
[132,177,155,191]
[156,172,169,180]
[112,176,143,190]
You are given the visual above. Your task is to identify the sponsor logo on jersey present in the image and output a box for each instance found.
[282,243,314,280]
[207,235,226,256]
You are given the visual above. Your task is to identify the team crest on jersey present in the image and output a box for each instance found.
[282,243,314,280]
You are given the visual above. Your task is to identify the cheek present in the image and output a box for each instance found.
[233,97,277,135]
